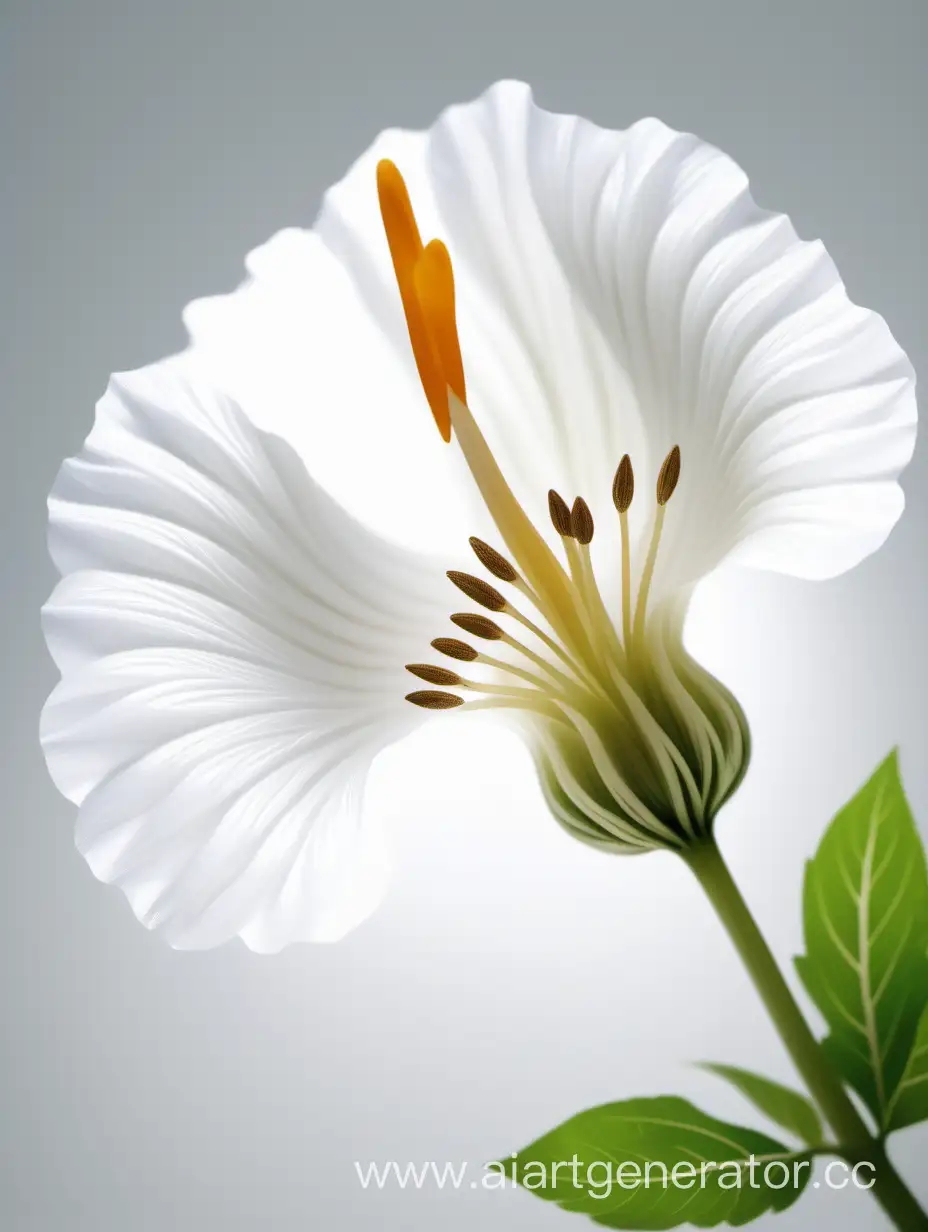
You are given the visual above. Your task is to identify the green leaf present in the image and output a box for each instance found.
[795,750,928,1131]
[502,1096,812,1228]
[700,1063,823,1146]
[886,1001,928,1132]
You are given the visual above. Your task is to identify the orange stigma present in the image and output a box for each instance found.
[376,159,466,441]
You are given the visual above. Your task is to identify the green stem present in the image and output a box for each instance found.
[684,838,928,1231]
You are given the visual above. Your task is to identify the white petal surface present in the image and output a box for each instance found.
[186,80,915,592]
[42,357,449,950]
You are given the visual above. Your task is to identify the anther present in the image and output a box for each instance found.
[446,571,507,611]
[570,497,595,545]
[405,690,464,710]
[656,445,681,506]
[431,637,479,662]
[405,664,462,686]
[450,613,505,641]
[612,455,634,513]
[616,454,634,648]
[468,537,519,583]
[548,489,574,538]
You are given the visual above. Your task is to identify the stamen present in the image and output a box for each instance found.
[506,604,602,694]
[411,645,577,710]
[431,637,479,662]
[406,690,464,710]
[446,571,507,612]
[428,621,586,703]
[468,536,519,583]
[633,446,681,644]
[477,647,580,702]
[560,532,600,652]
[445,581,598,693]
[450,613,505,641]
[632,507,665,647]
[566,497,626,672]
[613,455,635,648]
[406,664,462,686]
[548,489,574,538]
[448,613,591,699]
[459,696,571,723]
[570,497,595,546]
[458,678,551,700]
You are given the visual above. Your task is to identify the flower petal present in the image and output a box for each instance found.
[187,80,914,589]
[42,356,450,950]
[522,98,917,584]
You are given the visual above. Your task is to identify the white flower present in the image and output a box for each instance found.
[42,82,916,952]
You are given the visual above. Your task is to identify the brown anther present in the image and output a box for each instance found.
[656,445,681,506]
[405,664,462,686]
[612,454,634,513]
[405,690,464,710]
[468,536,519,583]
[450,613,505,641]
[431,637,479,662]
[570,497,595,545]
[446,571,507,612]
[548,489,574,538]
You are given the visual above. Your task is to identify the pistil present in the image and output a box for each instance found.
[376,157,684,721]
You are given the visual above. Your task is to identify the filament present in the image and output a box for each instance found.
[632,505,666,647]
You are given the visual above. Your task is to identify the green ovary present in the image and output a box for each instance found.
[534,610,751,855]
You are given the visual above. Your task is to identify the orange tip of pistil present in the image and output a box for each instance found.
[376,159,466,443]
